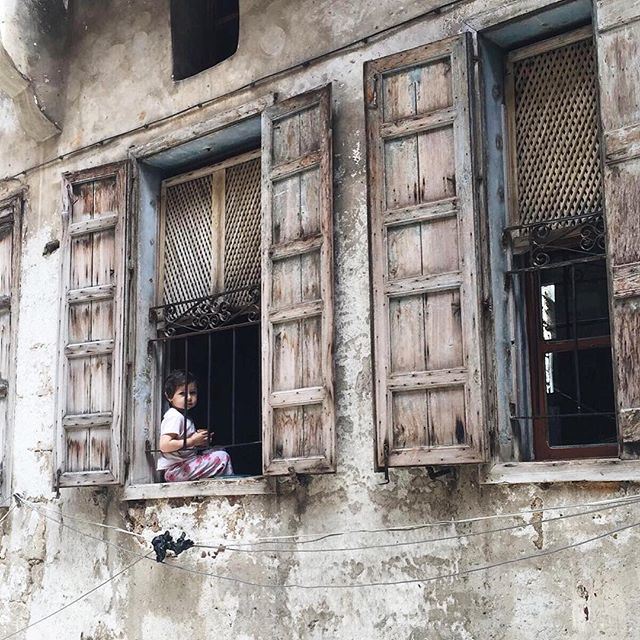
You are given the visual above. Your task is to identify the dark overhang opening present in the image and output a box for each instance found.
[170,0,239,81]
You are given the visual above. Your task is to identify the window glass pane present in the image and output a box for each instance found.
[546,347,616,447]
[538,258,609,341]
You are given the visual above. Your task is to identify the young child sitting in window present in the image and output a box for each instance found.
[158,370,234,482]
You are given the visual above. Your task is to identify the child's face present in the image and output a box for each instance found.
[167,382,198,410]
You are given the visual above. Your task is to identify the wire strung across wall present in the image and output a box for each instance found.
[14,492,640,549]
[10,494,640,583]
[2,495,639,638]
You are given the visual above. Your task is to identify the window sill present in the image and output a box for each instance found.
[480,458,640,484]
[122,476,276,501]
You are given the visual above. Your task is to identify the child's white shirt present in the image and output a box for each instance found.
[157,407,197,471]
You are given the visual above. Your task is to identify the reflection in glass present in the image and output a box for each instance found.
[538,256,610,341]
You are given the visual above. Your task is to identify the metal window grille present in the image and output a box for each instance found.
[504,31,616,460]
[509,35,603,226]
[223,157,261,306]
[148,154,263,475]
[163,175,213,305]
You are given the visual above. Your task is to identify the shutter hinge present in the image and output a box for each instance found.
[287,465,301,488]
[367,75,379,109]
[54,468,62,499]
[426,466,453,480]
[378,441,390,485]
[0,462,3,488]
[124,452,131,481]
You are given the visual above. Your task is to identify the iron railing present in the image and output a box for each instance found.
[146,284,261,463]
[503,212,616,456]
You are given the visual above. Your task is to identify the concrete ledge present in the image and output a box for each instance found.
[122,476,277,501]
[481,458,640,484]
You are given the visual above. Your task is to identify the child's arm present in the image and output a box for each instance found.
[159,429,209,453]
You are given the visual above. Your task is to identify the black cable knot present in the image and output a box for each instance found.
[151,530,194,562]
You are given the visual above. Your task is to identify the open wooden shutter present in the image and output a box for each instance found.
[56,162,128,486]
[261,86,335,474]
[595,1,640,458]
[0,197,20,505]
[366,34,486,468]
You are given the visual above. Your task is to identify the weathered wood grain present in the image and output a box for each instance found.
[596,2,640,459]
[262,86,335,475]
[0,195,18,506]
[57,163,128,486]
[366,33,486,467]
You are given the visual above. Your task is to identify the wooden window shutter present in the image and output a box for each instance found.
[594,2,640,458]
[0,197,20,504]
[365,34,486,468]
[261,86,335,474]
[56,162,129,486]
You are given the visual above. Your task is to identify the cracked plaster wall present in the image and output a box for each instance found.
[0,0,639,638]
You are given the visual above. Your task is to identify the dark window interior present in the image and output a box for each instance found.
[170,0,239,80]
[525,249,617,458]
[165,325,262,475]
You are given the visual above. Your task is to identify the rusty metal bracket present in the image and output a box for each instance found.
[378,442,390,485]
[287,465,300,487]
[426,466,453,480]
[54,468,61,499]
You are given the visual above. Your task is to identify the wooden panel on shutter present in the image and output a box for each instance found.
[366,34,486,468]
[261,86,335,475]
[56,162,128,486]
[0,197,20,505]
[595,1,640,458]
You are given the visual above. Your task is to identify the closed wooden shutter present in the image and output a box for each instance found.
[365,34,486,468]
[0,197,20,504]
[56,163,128,486]
[261,86,335,474]
[595,1,640,458]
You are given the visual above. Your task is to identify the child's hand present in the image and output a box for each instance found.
[189,429,209,448]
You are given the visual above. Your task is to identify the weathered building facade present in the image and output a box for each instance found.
[1,0,640,637]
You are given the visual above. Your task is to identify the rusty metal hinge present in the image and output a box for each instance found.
[367,75,379,109]
[124,452,131,481]
[287,465,300,488]
[54,468,62,499]
[379,441,390,485]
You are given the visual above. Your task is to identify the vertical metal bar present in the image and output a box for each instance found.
[231,326,236,446]
[207,332,212,446]
[183,337,189,450]
[570,263,582,411]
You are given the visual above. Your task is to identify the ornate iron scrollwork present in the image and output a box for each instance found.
[151,284,261,337]
[506,211,606,273]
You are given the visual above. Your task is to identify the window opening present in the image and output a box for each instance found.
[503,30,617,460]
[170,0,239,81]
[148,152,262,478]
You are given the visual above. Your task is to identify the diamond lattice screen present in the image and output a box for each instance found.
[162,157,261,306]
[163,175,213,304]
[513,37,603,225]
[224,157,261,291]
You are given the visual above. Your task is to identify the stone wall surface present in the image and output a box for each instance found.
[0,1,638,638]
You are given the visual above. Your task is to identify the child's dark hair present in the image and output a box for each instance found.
[164,370,198,399]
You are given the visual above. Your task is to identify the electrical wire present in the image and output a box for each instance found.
[164,518,640,590]
[15,492,640,549]
[0,0,465,184]
[203,497,640,554]
[195,493,640,547]
[0,505,15,528]
[15,497,146,542]
[0,555,147,640]
[16,496,640,590]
